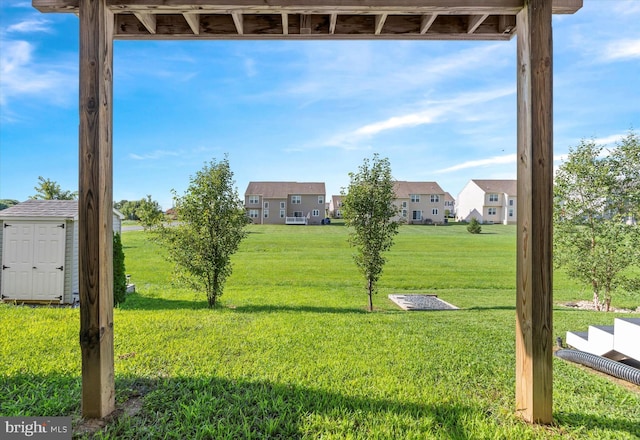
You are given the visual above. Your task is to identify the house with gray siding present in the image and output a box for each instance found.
[245,182,326,225]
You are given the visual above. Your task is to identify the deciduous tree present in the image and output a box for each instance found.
[137,195,163,230]
[553,133,640,311]
[31,176,77,200]
[156,157,249,308]
[342,154,399,312]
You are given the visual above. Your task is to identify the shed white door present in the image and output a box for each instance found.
[1,221,66,302]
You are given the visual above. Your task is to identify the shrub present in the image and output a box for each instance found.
[467,217,482,234]
[113,232,127,306]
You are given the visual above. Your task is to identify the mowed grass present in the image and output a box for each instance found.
[1,223,639,439]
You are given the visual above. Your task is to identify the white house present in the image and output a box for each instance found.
[457,180,517,225]
[0,200,123,304]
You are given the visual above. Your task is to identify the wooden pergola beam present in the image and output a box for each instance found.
[34,0,583,15]
[78,0,115,419]
[515,0,554,425]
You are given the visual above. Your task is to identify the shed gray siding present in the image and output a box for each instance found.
[0,200,123,304]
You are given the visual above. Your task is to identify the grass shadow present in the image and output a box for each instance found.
[229,304,368,314]
[119,293,210,310]
[555,412,640,437]
[3,373,638,439]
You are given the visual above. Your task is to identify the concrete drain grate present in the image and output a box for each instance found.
[388,294,459,311]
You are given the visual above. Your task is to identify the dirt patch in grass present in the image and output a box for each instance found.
[561,300,640,313]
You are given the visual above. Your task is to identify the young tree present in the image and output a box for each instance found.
[467,217,482,234]
[342,154,399,312]
[137,195,164,229]
[156,157,250,308]
[31,176,77,200]
[554,135,640,311]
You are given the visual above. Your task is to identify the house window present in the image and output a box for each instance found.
[249,209,259,218]
[432,208,438,215]
[488,207,497,215]
[509,208,514,217]
[291,195,301,204]
[264,209,269,218]
[489,194,499,202]
[430,195,440,203]
[402,209,407,218]
[264,201,269,209]
[312,209,320,217]
[249,195,259,204]
[280,210,285,218]
[318,196,324,204]
[412,210,422,220]
[280,201,286,209]
[294,211,303,217]
[509,199,514,206]
[410,194,420,203]
[402,201,407,208]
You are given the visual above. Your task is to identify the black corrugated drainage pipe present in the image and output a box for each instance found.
[555,349,640,386]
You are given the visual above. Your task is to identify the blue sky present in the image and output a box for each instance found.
[1,1,639,210]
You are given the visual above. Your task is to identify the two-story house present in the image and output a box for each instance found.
[245,182,326,225]
[456,179,517,225]
[444,192,456,218]
[329,195,343,219]
[393,181,446,225]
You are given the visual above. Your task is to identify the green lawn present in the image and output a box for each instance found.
[1,223,639,439]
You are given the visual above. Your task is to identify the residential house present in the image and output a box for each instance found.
[329,195,343,219]
[444,192,456,218]
[245,182,326,225]
[456,179,517,225]
[393,181,446,224]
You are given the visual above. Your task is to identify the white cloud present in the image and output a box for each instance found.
[436,154,516,174]
[0,39,76,109]
[330,86,515,146]
[7,18,52,33]
[612,0,640,15]
[594,133,627,145]
[602,39,640,61]
[129,150,181,160]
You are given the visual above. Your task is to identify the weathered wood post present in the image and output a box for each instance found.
[515,0,554,424]
[78,0,115,418]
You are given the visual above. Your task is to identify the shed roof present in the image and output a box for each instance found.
[472,179,517,195]
[0,200,124,220]
[246,181,326,198]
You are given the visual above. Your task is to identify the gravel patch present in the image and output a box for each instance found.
[388,294,459,311]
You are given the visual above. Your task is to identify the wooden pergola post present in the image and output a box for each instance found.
[515,0,554,424]
[78,0,115,418]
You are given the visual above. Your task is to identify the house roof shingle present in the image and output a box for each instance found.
[393,181,445,198]
[245,182,326,198]
[0,199,78,219]
[472,179,517,196]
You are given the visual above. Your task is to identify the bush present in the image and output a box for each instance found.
[113,232,127,306]
[467,217,482,234]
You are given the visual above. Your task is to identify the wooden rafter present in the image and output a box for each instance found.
[33,0,583,40]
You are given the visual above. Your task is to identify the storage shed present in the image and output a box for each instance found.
[0,200,123,304]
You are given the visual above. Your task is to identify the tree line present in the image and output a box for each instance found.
[3,130,638,311]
